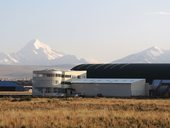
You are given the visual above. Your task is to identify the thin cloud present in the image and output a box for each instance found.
[146,11,170,16]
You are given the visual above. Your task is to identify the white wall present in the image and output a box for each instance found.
[71,83,132,97]
[131,79,146,96]
[32,70,86,96]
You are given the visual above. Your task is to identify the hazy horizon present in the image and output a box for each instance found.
[1,0,170,62]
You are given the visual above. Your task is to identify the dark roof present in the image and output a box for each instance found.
[0,81,19,87]
[71,64,170,83]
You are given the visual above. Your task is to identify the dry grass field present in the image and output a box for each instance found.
[0,97,169,128]
[0,91,32,96]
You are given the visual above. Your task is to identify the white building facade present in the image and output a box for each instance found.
[32,69,86,96]
[71,79,146,97]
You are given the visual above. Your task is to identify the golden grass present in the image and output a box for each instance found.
[0,91,31,95]
[0,98,169,128]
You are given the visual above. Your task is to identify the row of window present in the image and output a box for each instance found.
[34,73,72,78]
[36,87,66,93]
[46,74,72,78]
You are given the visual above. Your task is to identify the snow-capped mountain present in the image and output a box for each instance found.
[0,39,87,65]
[113,46,170,63]
[18,39,63,60]
[0,53,18,64]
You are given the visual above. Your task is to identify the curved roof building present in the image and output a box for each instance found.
[71,64,170,83]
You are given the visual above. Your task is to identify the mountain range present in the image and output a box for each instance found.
[1,39,170,65]
[0,39,87,65]
[113,46,170,63]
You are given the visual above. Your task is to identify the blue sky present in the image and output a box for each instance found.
[0,0,170,62]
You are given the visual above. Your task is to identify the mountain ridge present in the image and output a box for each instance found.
[0,39,87,65]
[1,41,170,65]
[112,46,170,63]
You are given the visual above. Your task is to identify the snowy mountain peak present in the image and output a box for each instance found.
[31,39,42,49]
[27,39,51,50]
[19,39,64,61]
[34,39,46,49]
[147,46,163,53]
[149,46,160,50]
[0,39,87,65]
[113,46,169,63]
[145,46,164,57]
[30,39,52,50]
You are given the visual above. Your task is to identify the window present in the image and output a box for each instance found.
[38,74,43,77]
[65,75,71,78]
[46,74,54,77]
[61,74,72,78]
[63,81,71,85]
[71,75,77,78]
[58,88,66,93]
[37,87,43,93]
[56,80,59,84]
[33,74,43,77]
[53,88,58,93]
[56,74,62,77]
[45,88,51,93]
[53,88,66,93]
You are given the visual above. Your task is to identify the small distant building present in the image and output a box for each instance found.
[71,79,146,97]
[0,81,25,91]
[32,69,86,97]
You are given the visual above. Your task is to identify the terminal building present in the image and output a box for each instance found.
[32,69,148,97]
[32,64,170,97]
[32,69,86,96]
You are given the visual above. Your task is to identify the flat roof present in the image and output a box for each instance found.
[33,69,62,73]
[33,69,86,74]
[71,78,145,84]
[0,81,19,87]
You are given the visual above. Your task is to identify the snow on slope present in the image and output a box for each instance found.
[0,39,87,65]
[12,39,64,65]
[113,46,170,63]
[27,39,63,60]
[0,52,18,64]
